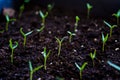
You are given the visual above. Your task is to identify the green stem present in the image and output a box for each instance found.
[19,9,24,18]
[30,71,33,80]
[80,71,82,80]
[110,28,112,37]
[44,58,47,70]
[24,36,26,46]
[87,10,90,19]
[102,43,105,52]
[69,35,72,43]
[58,44,61,56]
[6,22,9,31]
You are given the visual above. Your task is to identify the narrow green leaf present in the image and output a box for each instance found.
[33,65,43,73]
[25,31,33,36]
[29,61,33,72]
[75,62,80,70]
[107,61,120,71]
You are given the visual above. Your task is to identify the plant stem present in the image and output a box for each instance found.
[58,44,61,56]
[44,57,47,70]
[30,71,33,80]
[117,17,119,26]
[110,28,112,37]
[87,10,90,19]
[23,36,26,46]
[6,22,9,31]
[80,71,82,80]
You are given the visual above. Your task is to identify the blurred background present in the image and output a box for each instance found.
[0,0,120,17]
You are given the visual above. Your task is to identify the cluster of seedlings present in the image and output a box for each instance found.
[0,0,120,80]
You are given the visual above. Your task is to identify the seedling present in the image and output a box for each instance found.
[37,11,48,32]
[29,61,43,80]
[107,61,120,71]
[67,31,76,43]
[42,47,51,70]
[74,16,80,32]
[112,9,120,25]
[75,62,88,80]
[39,11,48,27]
[101,33,109,52]
[104,20,117,37]
[19,0,30,18]
[20,27,33,46]
[86,3,93,19]
[47,4,54,13]
[0,30,4,33]
[9,38,18,63]
[89,49,96,66]
[55,37,65,56]
[5,14,16,31]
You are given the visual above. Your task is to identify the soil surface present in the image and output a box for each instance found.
[0,5,120,80]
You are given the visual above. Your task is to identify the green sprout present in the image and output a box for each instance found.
[19,0,30,18]
[86,3,93,19]
[101,33,109,52]
[37,11,48,32]
[75,62,88,80]
[55,37,65,56]
[104,21,117,37]
[42,47,51,70]
[20,27,33,47]
[29,61,43,80]
[39,11,48,26]
[89,49,96,66]
[74,16,80,32]
[9,38,18,63]
[47,4,54,13]
[67,31,76,43]
[5,14,16,31]
[112,9,120,25]
[107,61,120,71]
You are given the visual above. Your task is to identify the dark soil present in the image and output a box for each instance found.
[0,5,120,80]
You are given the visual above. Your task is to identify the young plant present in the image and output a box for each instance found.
[19,0,30,18]
[75,62,88,80]
[42,47,51,70]
[89,49,96,66]
[47,4,54,13]
[112,9,120,25]
[9,38,18,63]
[101,33,109,52]
[86,3,93,19]
[5,14,16,31]
[20,27,33,47]
[104,20,117,37]
[67,31,76,43]
[107,60,120,71]
[55,37,65,56]
[40,10,48,26]
[37,11,48,32]
[29,61,43,80]
[74,16,80,32]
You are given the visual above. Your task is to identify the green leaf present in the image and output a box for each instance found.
[107,61,120,71]
[104,20,111,28]
[33,65,43,73]
[67,31,76,36]
[39,11,44,19]
[5,14,10,22]
[13,41,18,49]
[75,62,80,70]
[29,61,33,72]
[20,28,25,37]
[81,62,88,71]
[76,16,80,21]
[87,3,93,9]
[25,31,33,36]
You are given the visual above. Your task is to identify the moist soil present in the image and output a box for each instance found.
[0,5,120,80]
